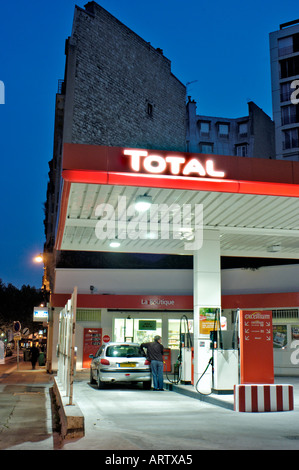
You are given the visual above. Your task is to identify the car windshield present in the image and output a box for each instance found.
[106,345,145,358]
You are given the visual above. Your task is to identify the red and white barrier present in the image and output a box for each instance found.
[234,384,294,412]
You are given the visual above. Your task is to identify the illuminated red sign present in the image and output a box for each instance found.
[240,310,274,384]
[123,149,225,178]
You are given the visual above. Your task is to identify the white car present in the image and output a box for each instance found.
[89,342,151,389]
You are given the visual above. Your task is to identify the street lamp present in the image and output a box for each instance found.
[33,254,43,263]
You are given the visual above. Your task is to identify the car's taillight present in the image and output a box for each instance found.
[144,360,151,365]
[100,358,110,365]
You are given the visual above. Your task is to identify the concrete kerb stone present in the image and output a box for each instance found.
[53,377,85,440]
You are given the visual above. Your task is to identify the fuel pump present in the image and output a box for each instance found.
[180,316,193,384]
[195,309,239,395]
[166,315,193,385]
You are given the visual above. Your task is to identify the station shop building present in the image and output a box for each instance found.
[48,144,299,380]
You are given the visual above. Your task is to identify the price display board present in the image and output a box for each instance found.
[240,310,274,384]
[82,328,102,368]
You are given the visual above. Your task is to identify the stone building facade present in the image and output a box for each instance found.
[43,2,187,290]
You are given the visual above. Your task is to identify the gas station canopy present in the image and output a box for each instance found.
[56,144,299,259]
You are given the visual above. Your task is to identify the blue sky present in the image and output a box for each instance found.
[0,0,297,288]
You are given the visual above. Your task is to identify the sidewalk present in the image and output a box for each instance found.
[0,360,55,450]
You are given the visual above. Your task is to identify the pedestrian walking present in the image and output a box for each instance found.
[141,335,164,390]
[30,344,40,370]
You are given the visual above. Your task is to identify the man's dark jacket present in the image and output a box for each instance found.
[141,341,164,362]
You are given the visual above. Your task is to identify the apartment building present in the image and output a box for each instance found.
[270,20,299,160]
[186,98,275,159]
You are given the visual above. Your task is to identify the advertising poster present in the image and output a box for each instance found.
[240,310,274,384]
[199,308,219,335]
[273,325,287,348]
[82,328,102,368]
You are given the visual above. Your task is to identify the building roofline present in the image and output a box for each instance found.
[280,19,299,30]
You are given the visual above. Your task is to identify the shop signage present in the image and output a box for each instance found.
[33,307,48,322]
[240,310,274,384]
[124,149,225,178]
[139,320,157,331]
[141,297,175,307]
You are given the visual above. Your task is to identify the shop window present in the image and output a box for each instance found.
[168,319,193,349]
[113,317,162,344]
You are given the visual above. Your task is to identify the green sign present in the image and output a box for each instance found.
[139,320,156,331]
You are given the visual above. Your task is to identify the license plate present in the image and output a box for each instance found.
[120,363,136,368]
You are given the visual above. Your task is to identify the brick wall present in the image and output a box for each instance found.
[64,2,186,151]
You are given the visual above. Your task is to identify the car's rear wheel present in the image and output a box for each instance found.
[143,381,151,390]
[97,373,105,389]
[90,368,96,384]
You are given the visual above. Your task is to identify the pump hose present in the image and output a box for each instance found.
[195,357,213,396]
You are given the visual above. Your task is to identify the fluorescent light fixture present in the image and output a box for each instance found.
[267,243,281,253]
[135,195,152,212]
[146,232,158,239]
[110,241,120,248]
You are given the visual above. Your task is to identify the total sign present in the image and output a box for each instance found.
[123,150,225,178]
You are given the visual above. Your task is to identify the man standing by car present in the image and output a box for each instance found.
[141,335,164,391]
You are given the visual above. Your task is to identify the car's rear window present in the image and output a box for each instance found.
[106,345,145,358]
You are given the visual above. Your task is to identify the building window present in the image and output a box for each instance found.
[280,82,294,102]
[236,144,248,157]
[283,128,299,149]
[199,142,213,154]
[278,36,293,56]
[280,56,299,79]
[218,123,229,138]
[198,121,210,136]
[281,105,299,125]
[238,122,248,137]
[147,102,153,117]
[278,33,299,57]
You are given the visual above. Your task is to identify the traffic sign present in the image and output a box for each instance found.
[14,334,22,341]
[22,327,30,336]
[13,321,21,333]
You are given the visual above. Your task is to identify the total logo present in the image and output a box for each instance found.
[123,149,225,178]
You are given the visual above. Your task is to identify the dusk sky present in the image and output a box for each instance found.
[0,0,297,288]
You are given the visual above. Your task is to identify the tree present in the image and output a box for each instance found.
[0,279,46,337]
